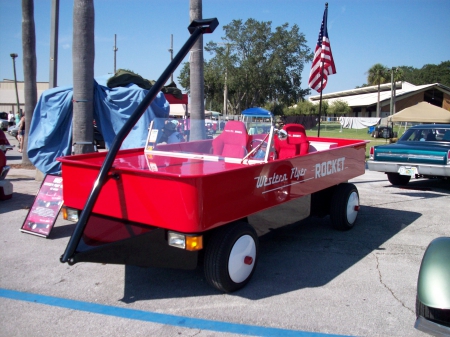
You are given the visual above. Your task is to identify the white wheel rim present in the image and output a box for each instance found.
[228,235,256,283]
[346,191,359,224]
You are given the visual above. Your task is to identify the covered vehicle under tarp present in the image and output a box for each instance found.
[388,102,450,123]
[28,79,169,175]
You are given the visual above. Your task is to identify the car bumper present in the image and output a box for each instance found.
[415,316,450,336]
[367,160,450,177]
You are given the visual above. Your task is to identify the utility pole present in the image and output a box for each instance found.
[220,43,231,116]
[223,68,228,116]
[168,34,173,83]
[10,53,20,115]
[49,0,59,88]
[113,34,118,74]
[390,67,398,115]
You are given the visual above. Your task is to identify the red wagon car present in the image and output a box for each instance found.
[58,18,368,292]
[59,117,367,292]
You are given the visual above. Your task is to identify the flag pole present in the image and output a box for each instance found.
[309,2,335,137]
[317,2,328,138]
[317,62,325,137]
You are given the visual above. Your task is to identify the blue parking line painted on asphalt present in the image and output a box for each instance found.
[0,288,352,337]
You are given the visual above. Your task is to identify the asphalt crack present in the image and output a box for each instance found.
[373,252,414,315]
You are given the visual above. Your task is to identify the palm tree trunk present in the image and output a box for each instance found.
[72,0,95,154]
[21,0,37,167]
[189,0,205,141]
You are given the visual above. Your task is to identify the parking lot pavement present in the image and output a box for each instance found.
[1,140,448,336]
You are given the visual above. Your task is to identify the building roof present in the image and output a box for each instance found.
[308,82,450,109]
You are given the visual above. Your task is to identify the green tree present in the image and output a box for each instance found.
[399,61,450,86]
[367,63,389,117]
[179,19,313,114]
[328,99,351,116]
[21,0,37,167]
[283,100,317,116]
[72,0,95,155]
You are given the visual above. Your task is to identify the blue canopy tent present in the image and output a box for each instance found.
[241,107,273,135]
[241,107,273,120]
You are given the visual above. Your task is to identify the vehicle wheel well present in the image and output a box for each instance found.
[310,185,336,217]
[387,172,411,186]
[416,295,450,328]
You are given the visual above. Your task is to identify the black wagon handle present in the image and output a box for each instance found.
[60,18,219,264]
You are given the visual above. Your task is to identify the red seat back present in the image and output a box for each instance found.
[0,150,6,171]
[274,124,309,159]
[212,121,249,158]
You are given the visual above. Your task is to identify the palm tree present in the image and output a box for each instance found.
[189,0,206,140]
[21,0,37,167]
[367,63,389,117]
[72,0,95,154]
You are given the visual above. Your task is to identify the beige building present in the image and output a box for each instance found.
[309,82,450,118]
[0,80,49,114]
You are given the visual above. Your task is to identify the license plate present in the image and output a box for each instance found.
[398,166,417,177]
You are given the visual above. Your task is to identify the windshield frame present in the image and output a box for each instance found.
[144,117,275,165]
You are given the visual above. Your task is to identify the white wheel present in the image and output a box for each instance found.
[204,222,258,292]
[228,234,257,283]
[330,183,360,230]
[346,191,359,225]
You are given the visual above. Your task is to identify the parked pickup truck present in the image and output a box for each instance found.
[367,124,450,185]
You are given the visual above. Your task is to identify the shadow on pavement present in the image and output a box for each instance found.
[120,205,421,302]
[49,222,77,240]
[0,192,35,214]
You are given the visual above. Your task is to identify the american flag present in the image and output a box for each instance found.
[308,4,336,93]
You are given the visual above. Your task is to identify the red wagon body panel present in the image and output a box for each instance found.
[58,137,367,234]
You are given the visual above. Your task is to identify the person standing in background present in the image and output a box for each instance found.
[17,115,25,153]
[8,112,15,126]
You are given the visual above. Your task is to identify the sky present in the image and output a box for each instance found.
[0,0,449,97]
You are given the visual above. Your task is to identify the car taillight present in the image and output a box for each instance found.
[369,146,375,160]
[447,150,450,165]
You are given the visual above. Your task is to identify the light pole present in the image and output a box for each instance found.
[10,53,20,115]
[168,34,173,83]
[113,34,118,74]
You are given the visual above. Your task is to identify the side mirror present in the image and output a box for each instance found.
[276,129,288,141]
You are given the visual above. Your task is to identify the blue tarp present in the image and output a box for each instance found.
[241,107,273,118]
[28,80,169,174]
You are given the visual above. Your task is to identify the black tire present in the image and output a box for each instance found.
[387,172,411,186]
[330,183,359,231]
[204,222,258,292]
[416,296,450,327]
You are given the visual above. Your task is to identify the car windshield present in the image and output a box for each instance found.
[400,127,450,142]
[144,117,275,164]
